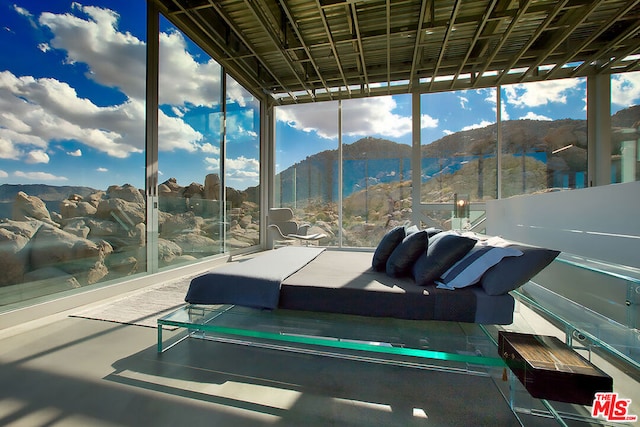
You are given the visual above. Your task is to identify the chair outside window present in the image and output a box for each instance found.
[268,208,326,247]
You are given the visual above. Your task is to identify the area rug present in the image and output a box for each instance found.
[70,275,196,329]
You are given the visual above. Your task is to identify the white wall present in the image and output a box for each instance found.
[486,181,640,268]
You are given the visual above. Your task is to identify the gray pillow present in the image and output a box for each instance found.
[386,230,429,277]
[372,226,406,271]
[436,245,523,290]
[481,244,560,295]
[412,233,476,286]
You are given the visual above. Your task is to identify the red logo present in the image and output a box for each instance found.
[592,392,638,422]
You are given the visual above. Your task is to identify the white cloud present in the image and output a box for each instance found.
[67,149,82,156]
[612,71,640,106]
[97,167,108,172]
[277,97,412,140]
[0,71,144,158]
[421,114,439,129]
[461,121,493,131]
[503,79,582,108]
[25,149,49,164]
[519,112,552,121]
[0,169,8,178]
[204,157,220,171]
[459,96,469,109]
[226,156,259,173]
[200,143,220,154]
[37,43,50,52]
[14,170,68,181]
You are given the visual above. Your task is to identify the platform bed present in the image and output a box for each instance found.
[168,231,559,365]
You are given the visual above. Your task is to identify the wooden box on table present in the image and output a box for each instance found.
[498,331,613,405]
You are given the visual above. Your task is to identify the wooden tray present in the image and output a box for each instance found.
[498,331,613,405]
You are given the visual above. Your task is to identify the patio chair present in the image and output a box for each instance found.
[268,208,326,247]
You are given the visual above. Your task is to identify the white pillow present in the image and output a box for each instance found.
[436,244,522,290]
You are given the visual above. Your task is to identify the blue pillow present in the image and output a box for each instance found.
[436,245,523,290]
[412,233,476,286]
[481,244,560,295]
[372,226,406,271]
[386,230,429,277]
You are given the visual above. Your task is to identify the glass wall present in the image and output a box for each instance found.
[157,17,224,267]
[611,71,640,183]
[225,75,260,250]
[0,3,263,310]
[342,96,412,247]
[274,101,339,245]
[0,2,147,306]
[420,89,497,230]
[501,78,587,195]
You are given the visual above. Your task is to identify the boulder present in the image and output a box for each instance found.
[158,238,182,264]
[12,192,51,221]
[172,233,219,254]
[160,212,204,236]
[96,198,145,227]
[63,218,90,239]
[204,173,220,199]
[60,200,97,218]
[29,224,106,272]
[106,184,145,204]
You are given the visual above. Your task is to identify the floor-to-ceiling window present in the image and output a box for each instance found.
[611,70,640,183]
[224,75,260,250]
[0,1,147,307]
[501,78,587,195]
[420,89,497,231]
[274,101,339,245]
[342,95,412,247]
[157,17,224,267]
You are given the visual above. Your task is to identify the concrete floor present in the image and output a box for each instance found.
[0,310,552,427]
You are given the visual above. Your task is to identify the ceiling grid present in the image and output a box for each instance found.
[155,0,640,104]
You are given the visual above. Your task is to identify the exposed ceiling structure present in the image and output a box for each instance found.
[155,0,640,104]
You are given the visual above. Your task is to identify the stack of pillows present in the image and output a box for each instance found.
[371,225,560,295]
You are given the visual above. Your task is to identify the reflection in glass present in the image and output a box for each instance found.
[501,79,587,195]
[342,96,412,247]
[225,75,260,251]
[0,3,147,307]
[158,17,224,266]
[611,71,640,183]
[420,89,497,230]
[275,101,339,246]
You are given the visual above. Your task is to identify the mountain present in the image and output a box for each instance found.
[276,105,640,205]
[0,184,98,202]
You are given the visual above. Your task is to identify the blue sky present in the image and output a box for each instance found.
[1,2,639,189]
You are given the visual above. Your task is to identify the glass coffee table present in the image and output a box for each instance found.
[157,304,505,374]
[158,303,633,426]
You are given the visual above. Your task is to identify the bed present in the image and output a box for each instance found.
[184,237,555,326]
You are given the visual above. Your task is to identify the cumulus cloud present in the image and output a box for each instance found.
[519,111,552,121]
[461,120,494,131]
[25,149,49,164]
[97,167,108,172]
[226,156,259,174]
[67,149,82,156]
[204,157,220,171]
[0,71,144,158]
[0,2,222,167]
[421,114,439,129]
[14,170,68,181]
[277,97,412,140]
[200,143,220,154]
[612,72,640,106]
[0,169,8,178]
[503,79,582,108]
